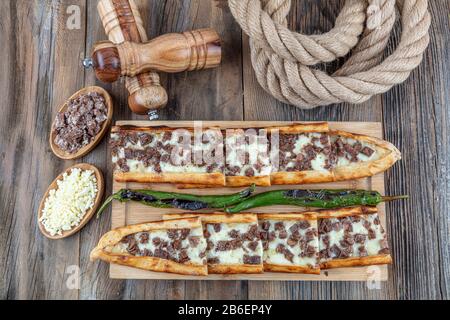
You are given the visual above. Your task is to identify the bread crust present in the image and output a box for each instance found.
[174,175,272,188]
[113,123,329,134]
[112,124,400,187]
[257,212,318,221]
[111,125,221,134]
[270,171,334,185]
[266,122,329,133]
[264,264,321,275]
[162,213,258,225]
[175,183,226,189]
[93,251,208,276]
[320,254,392,269]
[114,172,226,186]
[330,130,401,182]
[271,129,401,185]
[315,206,378,219]
[90,217,208,276]
[92,218,202,251]
[226,175,271,187]
[157,210,392,274]
[208,264,263,274]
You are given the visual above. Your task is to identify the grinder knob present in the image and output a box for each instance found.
[126,74,168,113]
[89,42,122,83]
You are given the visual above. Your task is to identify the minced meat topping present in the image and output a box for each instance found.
[259,219,319,268]
[110,130,224,174]
[114,227,207,265]
[318,213,389,262]
[225,131,272,177]
[203,222,263,265]
[111,129,379,175]
[278,133,333,172]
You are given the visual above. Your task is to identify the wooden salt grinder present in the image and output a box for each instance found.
[97,0,167,115]
[88,28,222,84]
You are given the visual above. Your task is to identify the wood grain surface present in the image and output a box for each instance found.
[109,121,388,282]
[0,0,448,300]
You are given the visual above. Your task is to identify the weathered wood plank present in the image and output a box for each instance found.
[244,0,450,300]
[0,0,448,300]
[140,0,246,300]
[78,0,124,300]
[380,0,450,299]
[0,0,86,299]
[43,0,88,299]
[241,0,391,300]
[78,0,176,300]
[144,0,243,121]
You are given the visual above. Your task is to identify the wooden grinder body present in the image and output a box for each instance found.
[92,29,222,82]
[119,29,222,76]
[97,0,167,114]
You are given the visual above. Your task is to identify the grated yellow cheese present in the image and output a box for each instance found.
[40,168,98,236]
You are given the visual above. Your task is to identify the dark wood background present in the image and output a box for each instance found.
[0,0,448,300]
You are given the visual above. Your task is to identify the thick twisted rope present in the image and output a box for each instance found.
[228,0,431,108]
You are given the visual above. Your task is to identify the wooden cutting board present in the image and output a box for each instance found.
[110,121,388,281]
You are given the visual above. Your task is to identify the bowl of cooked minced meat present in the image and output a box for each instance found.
[50,86,113,160]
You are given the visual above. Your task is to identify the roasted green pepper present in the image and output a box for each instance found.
[224,189,408,213]
[96,185,256,218]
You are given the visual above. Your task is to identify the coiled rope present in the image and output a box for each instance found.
[228,0,431,108]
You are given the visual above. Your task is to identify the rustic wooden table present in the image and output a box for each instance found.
[1,0,448,300]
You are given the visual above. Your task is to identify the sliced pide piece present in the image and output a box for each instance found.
[90,217,208,276]
[329,130,401,182]
[270,123,334,184]
[317,207,392,269]
[270,127,401,185]
[163,213,264,274]
[110,123,401,187]
[223,123,330,187]
[110,126,226,186]
[258,213,320,274]
[224,128,272,187]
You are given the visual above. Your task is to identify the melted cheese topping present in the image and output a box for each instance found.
[330,136,381,167]
[261,220,319,267]
[206,222,263,265]
[319,214,387,262]
[111,131,384,176]
[282,133,330,172]
[108,226,207,265]
[225,132,272,176]
[111,132,224,174]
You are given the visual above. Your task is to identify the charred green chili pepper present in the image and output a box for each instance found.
[96,185,256,218]
[225,189,408,213]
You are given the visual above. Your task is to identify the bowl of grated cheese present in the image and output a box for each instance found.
[38,163,104,239]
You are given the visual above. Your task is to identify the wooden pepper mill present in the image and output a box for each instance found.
[96,0,167,115]
[85,28,222,84]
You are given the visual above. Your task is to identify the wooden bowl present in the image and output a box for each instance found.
[38,163,105,240]
[50,86,113,160]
